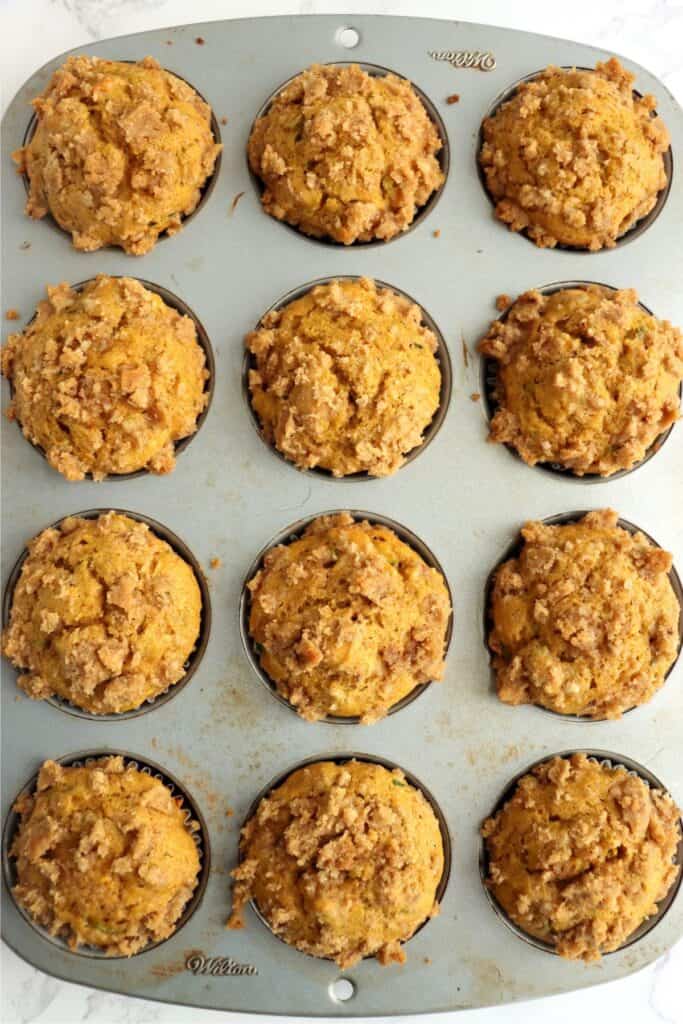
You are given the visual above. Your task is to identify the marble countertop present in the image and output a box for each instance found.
[2,1,682,1022]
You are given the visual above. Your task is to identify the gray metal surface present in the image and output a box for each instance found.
[1,13,681,1017]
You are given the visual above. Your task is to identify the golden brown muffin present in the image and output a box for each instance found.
[488,510,680,719]
[248,63,444,244]
[247,278,442,477]
[1,276,209,481]
[11,757,200,955]
[479,285,682,476]
[482,754,681,960]
[247,513,451,722]
[2,512,202,714]
[14,56,221,254]
[479,59,670,250]
[228,759,444,967]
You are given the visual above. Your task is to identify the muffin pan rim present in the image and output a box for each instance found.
[238,508,454,725]
[1,507,212,722]
[1,747,212,960]
[478,748,683,956]
[241,273,453,482]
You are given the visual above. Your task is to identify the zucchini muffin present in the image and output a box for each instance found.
[247,278,442,476]
[248,63,444,244]
[479,285,683,476]
[247,513,451,722]
[482,753,681,960]
[14,56,221,254]
[479,58,670,249]
[11,757,200,954]
[2,512,202,714]
[488,510,680,719]
[1,276,209,481]
[228,759,444,967]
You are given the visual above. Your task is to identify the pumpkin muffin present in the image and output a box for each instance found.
[10,756,200,954]
[247,513,451,722]
[479,285,682,476]
[1,276,209,481]
[247,278,442,476]
[479,58,670,249]
[228,759,444,967]
[482,753,681,960]
[14,56,220,254]
[2,512,202,714]
[488,510,680,719]
[248,63,444,244]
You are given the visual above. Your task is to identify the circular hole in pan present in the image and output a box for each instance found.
[477,67,673,251]
[480,281,680,482]
[479,749,683,955]
[246,61,450,248]
[2,508,212,721]
[5,276,215,482]
[2,748,211,959]
[242,276,452,481]
[237,751,451,958]
[482,510,683,723]
[19,64,222,248]
[239,509,454,724]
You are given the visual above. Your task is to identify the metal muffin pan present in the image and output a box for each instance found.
[1,13,681,1018]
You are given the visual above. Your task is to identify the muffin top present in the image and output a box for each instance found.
[248,63,444,244]
[479,285,682,476]
[479,58,670,249]
[229,760,444,967]
[2,512,202,714]
[14,56,221,254]
[247,513,450,722]
[482,754,681,960]
[11,757,200,955]
[247,278,442,477]
[488,510,680,719]
[1,276,209,481]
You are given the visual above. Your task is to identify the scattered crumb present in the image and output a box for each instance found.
[195,37,205,45]
[151,737,158,749]
[14,694,21,702]
[496,294,511,312]
[432,229,441,238]
[461,334,469,368]
[446,94,460,104]
[209,557,222,570]
[6,309,20,321]
[424,956,432,964]
[226,807,234,818]
[230,191,245,215]
[19,242,31,250]
[220,116,228,126]
[470,392,481,402]
[164,40,173,46]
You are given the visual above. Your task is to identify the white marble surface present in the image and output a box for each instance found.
[1,0,683,1021]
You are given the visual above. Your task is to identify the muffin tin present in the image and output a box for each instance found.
[1,14,682,1018]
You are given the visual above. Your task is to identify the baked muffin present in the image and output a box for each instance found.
[247,278,442,476]
[488,510,680,719]
[228,759,443,966]
[248,63,444,243]
[1,276,209,481]
[247,513,451,722]
[479,285,682,476]
[14,56,221,254]
[482,753,681,960]
[10,757,200,954]
[479,58,670,249]
[2,512,202,714]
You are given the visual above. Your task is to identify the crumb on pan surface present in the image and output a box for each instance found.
[247,277,442,477]
[247,512,451,722]
[248,63,444,244]
[10,756,200,955]
[478,285,682,476]
[1,275,209,481]
[488,510,680,719]
[228,759,443,967]
[482,753,681,960]
[1,512,202,714]
[14,56,221,254]
[479,58,670,250]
